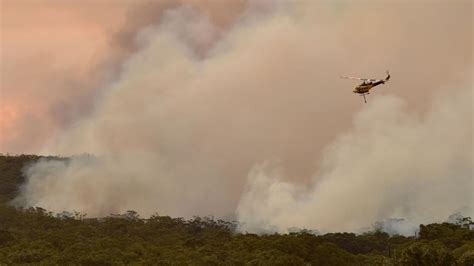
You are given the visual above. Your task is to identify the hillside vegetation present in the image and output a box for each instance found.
[0,155,472,265]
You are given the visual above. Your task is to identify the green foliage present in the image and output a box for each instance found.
[394,241,456,265]
[0,155,472,264]
[419,223,474,249]
[452,242,474,265]
[0,154,41,203]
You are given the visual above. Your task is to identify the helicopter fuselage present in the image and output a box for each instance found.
[353,80,385,94]
[353,84,373,94]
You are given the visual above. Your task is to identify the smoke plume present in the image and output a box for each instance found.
[7,1,473,234]
[237,87,472,234]
[0,0,246,153]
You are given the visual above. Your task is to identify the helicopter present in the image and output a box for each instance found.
[341,71,390,103]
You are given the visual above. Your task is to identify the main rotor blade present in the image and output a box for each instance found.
[340,75,367,81]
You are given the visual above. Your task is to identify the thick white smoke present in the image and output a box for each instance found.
[237,88,473,234]
[13,1,472,235]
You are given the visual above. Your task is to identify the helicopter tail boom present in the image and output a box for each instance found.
[385,70,390,82]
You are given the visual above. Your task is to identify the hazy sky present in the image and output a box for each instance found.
[1,0,127,152]
[1,0,471,154]
[0,0,246,153]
